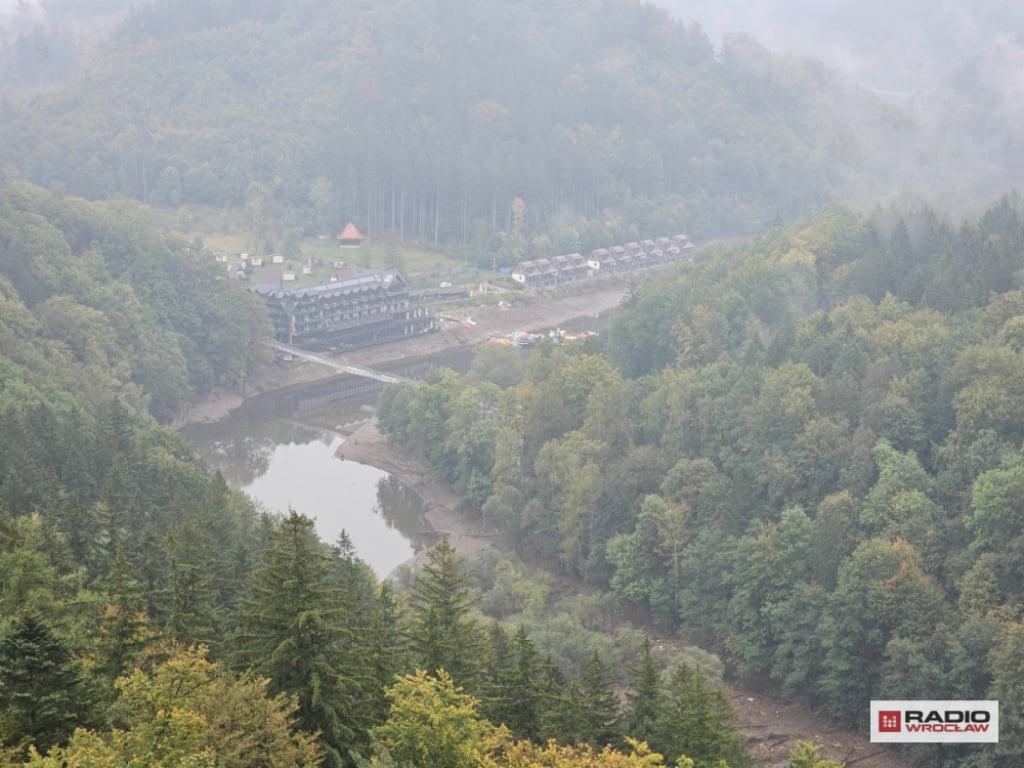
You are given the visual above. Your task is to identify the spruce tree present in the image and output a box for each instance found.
[653,660,750,768]
[232,510,366,768]
[580,651,622,748]
[91,549,153,684]
[543,652,621,749]
[0,615,98,755]
[508,624,545,741]
[165,517,219,647]
[405,537,482,687]
[624,635,662,745]
[480,621,514,728]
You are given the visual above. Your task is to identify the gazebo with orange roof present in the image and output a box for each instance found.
[336,222,366,248]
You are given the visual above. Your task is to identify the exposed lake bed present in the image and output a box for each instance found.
[181,287,627,576]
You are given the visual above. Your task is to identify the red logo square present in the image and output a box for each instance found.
[878,711,902,732]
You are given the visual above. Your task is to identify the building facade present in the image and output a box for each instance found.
[514,234,695,289]
[252,269,435,351]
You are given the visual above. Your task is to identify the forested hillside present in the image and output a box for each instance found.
[1,0,961,253]
[661,0,1024,187]
[378,194,1024,768]
[0,182,269,422]
[4,2,1022,767]
[0,183,761,766]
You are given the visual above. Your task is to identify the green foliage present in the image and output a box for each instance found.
[545,652,623,749]
[13,103,1024,768]
[232,510,378,766]
[624,636,662,747]
[786,741,842,768]
[378,370,501,510]
[651,661,750,768]
[607,495,682,625]
[405,537,483,688]
[817,538,953,721]
[370,669,507,768]
[0,182,272,423]
[0,615,99,755]
[0,0,953,248]
[21,644,323,768]
[376,199,1024,766]
[479,623,551,742]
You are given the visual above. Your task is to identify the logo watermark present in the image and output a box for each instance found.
[870,700,999,743]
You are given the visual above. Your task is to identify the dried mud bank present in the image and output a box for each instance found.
[340,419,912,768]
[175,287,629,429]
[177,285,912,768]
[335,419,495,575]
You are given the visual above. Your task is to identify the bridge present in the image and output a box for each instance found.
[272,343,412,384]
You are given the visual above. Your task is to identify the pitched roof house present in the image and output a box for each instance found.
[336,223,366,247]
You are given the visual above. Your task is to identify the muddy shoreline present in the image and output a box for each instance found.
[337,419,910,768]
[336,419,496,576]
[174,286,629,428]
[176,283,911,768]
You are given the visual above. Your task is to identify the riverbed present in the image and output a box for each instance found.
[182,289,626,576]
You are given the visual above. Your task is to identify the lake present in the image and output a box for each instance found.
[182,311,612,577]
[181,349,474,577]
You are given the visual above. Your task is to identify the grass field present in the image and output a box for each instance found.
[152,203,483,289]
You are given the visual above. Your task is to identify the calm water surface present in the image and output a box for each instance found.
[183,313,611,577]
[183,385,436,578]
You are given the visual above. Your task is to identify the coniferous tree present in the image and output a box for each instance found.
[232,510,363,768]
[507,624,545,741]
[90,549,154,686]
[164,516,220,647]
[405,537,482,687]
[580,651,623,749]
[332,531,394,731]
[479,621,548,741]
[543,675,590,746]
[0,615,98,755]
[543,652,621,749]
[653,661,750,768]
[362,581,405,727]
[480,621,514,728]
[624,635,662,745]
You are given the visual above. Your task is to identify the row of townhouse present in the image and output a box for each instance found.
[511,234,694,289]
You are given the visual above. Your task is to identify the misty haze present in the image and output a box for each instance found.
[0,4,1022,768]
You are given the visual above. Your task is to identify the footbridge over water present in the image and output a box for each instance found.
[272,343,412,384]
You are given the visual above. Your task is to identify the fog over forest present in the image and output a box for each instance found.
[6,0,1022,193]
[661,0,1024,190]
[7,4,1024,768]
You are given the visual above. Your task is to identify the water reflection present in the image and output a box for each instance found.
[181,314,609,576]
[185,415,333,488]
[375,474,436,540]
[183,394,433,577]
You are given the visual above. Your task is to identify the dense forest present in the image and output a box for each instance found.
[4,1,1024,768]
[378,195,1024,768]
[661,0,1024,184]
[0,0,968,255]
[0,184,773,767]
